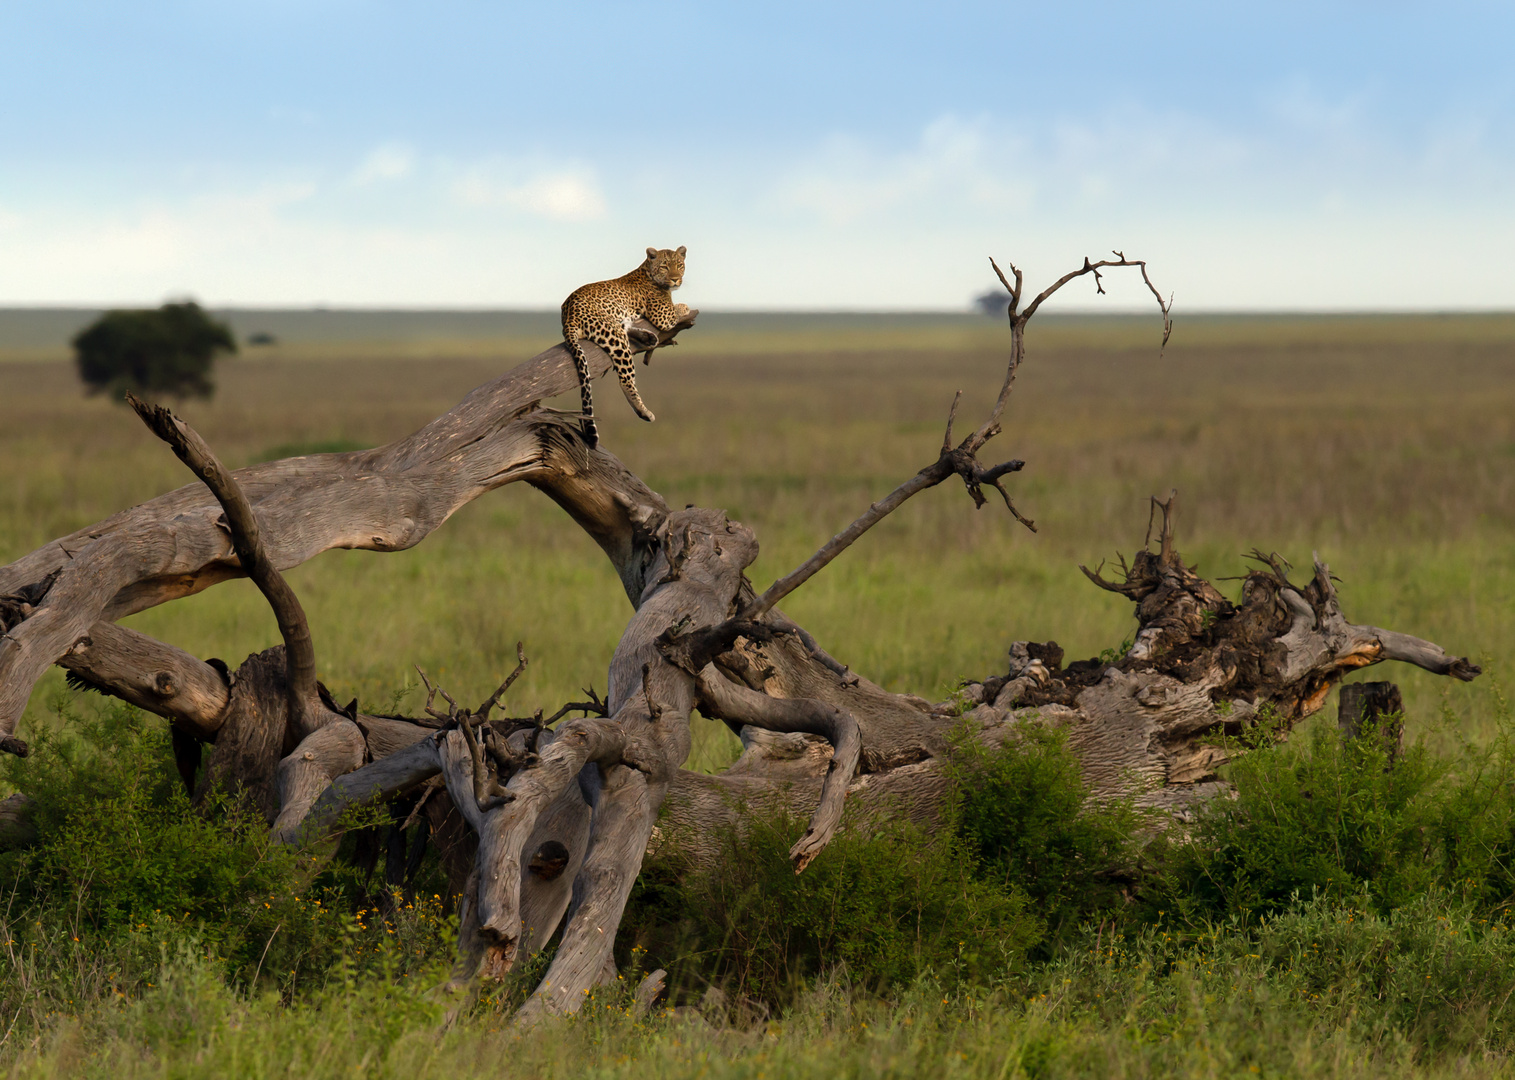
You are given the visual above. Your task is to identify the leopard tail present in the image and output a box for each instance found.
[564,333,599,447]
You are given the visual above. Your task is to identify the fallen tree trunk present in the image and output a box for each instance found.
[658,493,1482,869]
[0,255,1481,1025]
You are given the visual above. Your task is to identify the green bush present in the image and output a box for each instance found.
[949,721,1146,948]
[1154,713,1515,922]
[16,683,1515,1066]
[0,698,452,1030]
[624,806,1041,1005]
[72,300,236,400]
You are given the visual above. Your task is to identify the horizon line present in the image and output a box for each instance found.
[4,304,1515,318]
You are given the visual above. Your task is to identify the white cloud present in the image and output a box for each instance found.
[1263,75,1373,136]
[351,143,415,184]
[1,100,1513,310]
[770,115,1029,225]
[0,182,325,303]
[453,167,607,222]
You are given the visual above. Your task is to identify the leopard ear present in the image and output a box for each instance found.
[646,247,658,259]
[676,246,686,256]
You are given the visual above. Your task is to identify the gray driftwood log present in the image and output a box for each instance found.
[0,259,1482,1024]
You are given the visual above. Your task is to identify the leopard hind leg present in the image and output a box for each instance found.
[592,325,655,423]
[564,334,599,447]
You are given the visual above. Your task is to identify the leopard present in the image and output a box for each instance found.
[560,245,689,447]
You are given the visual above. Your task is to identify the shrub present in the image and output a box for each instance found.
[1148,713,1515,923]
[949,721,1146,947]
[623,806,1041,1005]
[72,301,236,400]
[0,697,452,1029]
[1031,890,1515,1058]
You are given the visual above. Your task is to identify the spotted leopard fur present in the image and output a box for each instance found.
[561,245,689,447]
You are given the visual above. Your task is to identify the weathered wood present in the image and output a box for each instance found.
[1339,682,1404,738]
[695,667,860,870]
[0,792,35,848]
[516,766,657,1025]
[195,648,299,819]
[517,780,594,958]
[454,507,756,1010]
[58,620,229,737]
[1339,680,1405,762]
[471,717,633,953]
[283,732,443,843]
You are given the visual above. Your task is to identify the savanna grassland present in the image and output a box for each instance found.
[0,309,1512,1078]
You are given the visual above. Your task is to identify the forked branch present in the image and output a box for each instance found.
[977,252,1171,452]
[415,648,531,814]
[737,252,1171,624]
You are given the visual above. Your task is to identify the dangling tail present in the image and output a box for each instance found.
[565,335,599,448]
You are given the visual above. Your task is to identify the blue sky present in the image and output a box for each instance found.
[1,2,1511,310]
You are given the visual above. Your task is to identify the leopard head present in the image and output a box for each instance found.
[642,246,686,289]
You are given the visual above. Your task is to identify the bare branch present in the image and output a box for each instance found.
[941,390,962,453]
[1370,630,1482,681]
[475,642,528,721]
[1146,490,1178,564]
[696,667,861,872]
[57,621,229,736]
[416,649,530,814]
[126,394,322,738]
[1018,252,1172,334]
[768,612,857,685]
[540,688,609,725]
[1244,549,1295,586]
[740,465,947,621]
[456,708,492,808]
[989,256,1023,314]
[415,667,449,722]
[738,253,1170,622]
[1079,560,1138,597]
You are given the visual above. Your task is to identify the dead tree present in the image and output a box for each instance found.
[0,255,1479,1022]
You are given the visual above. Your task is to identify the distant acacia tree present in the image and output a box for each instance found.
[974,289,1013,317]
[73,301,237,400]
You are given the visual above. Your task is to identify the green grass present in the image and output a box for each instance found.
[0,311,1512,1075]
[11,710,1515,1077]
[17,952,1515,1080]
